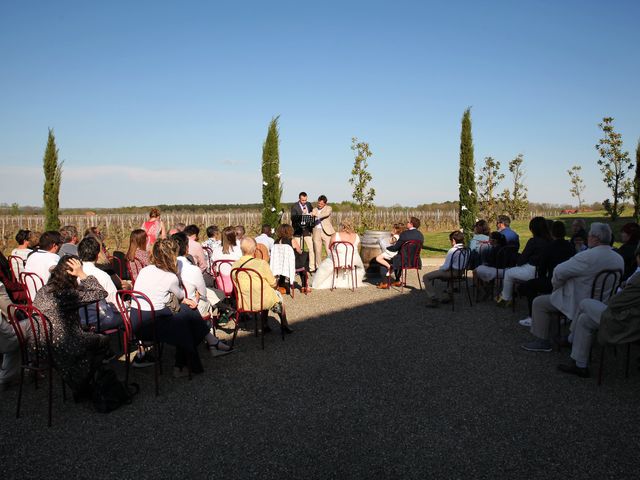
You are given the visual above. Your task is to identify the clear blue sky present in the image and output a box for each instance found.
[1,0,639,208]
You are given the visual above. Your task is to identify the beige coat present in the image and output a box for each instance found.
[311,205,335,236]
[598,272,640,345]
[550,245,624,320]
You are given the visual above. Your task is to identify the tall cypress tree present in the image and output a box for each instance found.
[43,128,62,231]
[261,116,282,228]
[459,108,477,243]
[634,139,640,223]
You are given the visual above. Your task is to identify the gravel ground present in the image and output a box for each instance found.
[2,266,640,479]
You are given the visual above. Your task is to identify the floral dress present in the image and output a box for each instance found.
[33,276,110,394]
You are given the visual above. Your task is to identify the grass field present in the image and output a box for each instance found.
[421,210,630,257]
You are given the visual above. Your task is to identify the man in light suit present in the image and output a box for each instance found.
[522,222,624,352]
[311,195,335,271]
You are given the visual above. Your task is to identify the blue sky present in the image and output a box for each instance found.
[1,0,639,208]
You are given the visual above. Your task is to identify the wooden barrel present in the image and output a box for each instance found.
[360,230,389,278]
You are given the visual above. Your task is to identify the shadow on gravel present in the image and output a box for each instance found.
[1,283,640,479]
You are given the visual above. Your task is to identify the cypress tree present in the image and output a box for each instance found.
[634,139,640,223]
[458,108,477,244]
[43,128,62,231]
[261,116,282,228]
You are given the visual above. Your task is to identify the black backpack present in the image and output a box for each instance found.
[92,367,139,413]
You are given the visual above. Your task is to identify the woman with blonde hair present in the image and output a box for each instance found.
[211,226,242,262]
[311,218,366,289]
[132,238,229,376]
[141,208,166,249]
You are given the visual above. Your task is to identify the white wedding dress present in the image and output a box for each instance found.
[311,233,366,290]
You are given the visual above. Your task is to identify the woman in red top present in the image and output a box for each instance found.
[142,208,166,249]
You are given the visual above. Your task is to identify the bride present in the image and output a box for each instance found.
[311,219,366,290]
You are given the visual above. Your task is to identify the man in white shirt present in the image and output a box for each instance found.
[24,231,62,298]
[424,230,467,307]
[255,225,275,253]
[77,237,123,330]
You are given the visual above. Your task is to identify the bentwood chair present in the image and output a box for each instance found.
[108,255,124,280]
[8,304,66,427]
[19,271,44,305]
[395,240,423,292]
[446,248,473,311]
[115,290,162,396]
[230,267,286,350]
[329,241,357,292]
[8,255,25,282]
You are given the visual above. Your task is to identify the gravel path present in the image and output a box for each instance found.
[1,266,639,479]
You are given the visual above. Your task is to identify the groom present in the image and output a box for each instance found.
[311,195,335,272]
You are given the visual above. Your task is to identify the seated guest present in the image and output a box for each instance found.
[0,253,28,304]
[385,217,424,286]
[77,237,124,330]
[255,224,275,253]
[376,223,404,288]
[0,281,26,390]
[184,224,213,287]
[27,230,41,251]
[172,233,231,355]
[168,223,186,236]
[522,223,624,352]
[33,256,111,400]
[11,229,32,264]
[24,231,63,297]
[517,221,575,326]
[211,227,242,263]
[424,230,467,307]
[469,220,491,252]
[58,225,79,257]
[126,229,150,280]
[202,225,221,251]
[273,224,309,293]
[496,215,520,251]
[231,238,292,333]
[84,226,110,265]
[311,219,365,290]
[235,225,246,246]
[570,218,588,253]
[558,244,640,377]
[615,222,640,281]
[495,217,551,306]
[133,239,229,375]
[474,232,511,299]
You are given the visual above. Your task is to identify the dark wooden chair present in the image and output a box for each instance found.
[329,241,357,292]
[19,271,44,305]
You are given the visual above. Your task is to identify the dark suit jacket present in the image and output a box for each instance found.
[387,228,424,269]
[291,202,314,236]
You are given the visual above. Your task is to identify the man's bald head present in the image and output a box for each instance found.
[240,237,257,255]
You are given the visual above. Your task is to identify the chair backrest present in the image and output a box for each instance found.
[19,271,45,305]
[115,289,155,340]
[399,240,423,269]
[449,247,471,275]
[270,243,295,278]
[8,255,25,282]
[126,258,144,284]
[591,269,622,302]
[212,260,234,297]
[330,241,355,269]
[202,246,213,274]
[7,304,53,367]
[230,267,266,313]
[108,255,124,279]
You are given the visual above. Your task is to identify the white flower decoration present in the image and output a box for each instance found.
[263,181,268,186]
[461,205,468,211]
[275,173,281,178]
[468,189,473,195]
[271,207,276,212]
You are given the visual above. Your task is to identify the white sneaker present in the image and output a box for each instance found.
[518,317,532,327]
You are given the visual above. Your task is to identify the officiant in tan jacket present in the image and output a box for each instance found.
[311,195,335,271]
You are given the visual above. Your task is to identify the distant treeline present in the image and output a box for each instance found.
[0,200,616,216]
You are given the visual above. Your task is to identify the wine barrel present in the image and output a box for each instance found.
[360,230,390,278]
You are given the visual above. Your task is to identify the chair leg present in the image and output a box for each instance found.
[466,277,473,307]
[48,365,53,427]
[16,368,25,419]
[230,312,241,348]
[598,347,605,386]
[416,269,423,290]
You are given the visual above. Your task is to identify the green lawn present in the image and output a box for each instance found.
[421,210,630,257]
